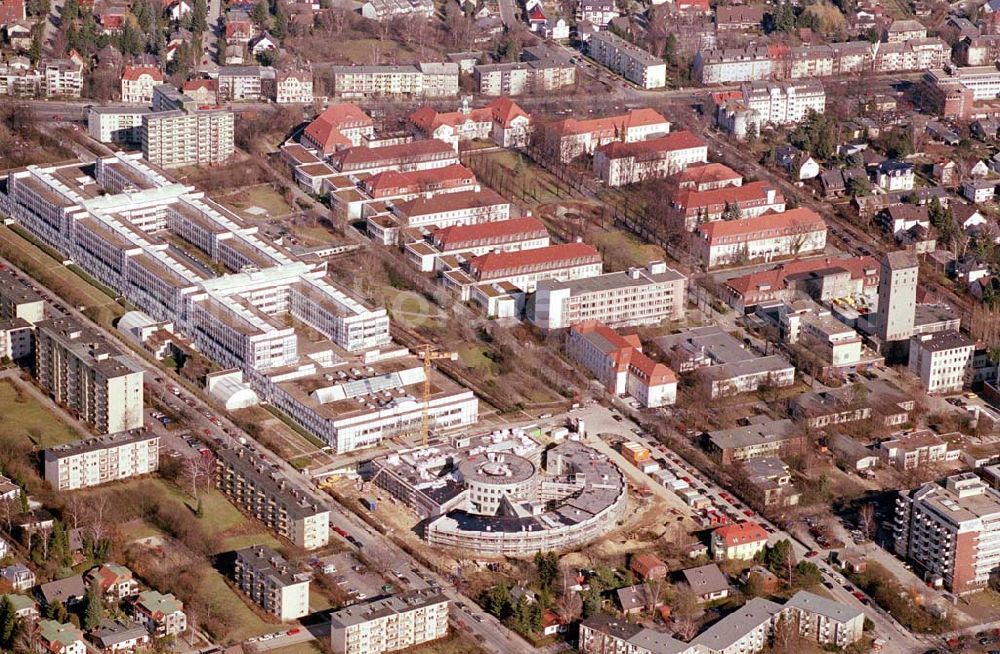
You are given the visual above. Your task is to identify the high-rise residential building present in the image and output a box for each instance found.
[34,317,144,434]
[43,431,160,491]
[329,590,450,654]
[908,330,975,394]
[215,446,330,550]
[894,473,1000,594]
[234,545,311,621]
[142,107,235,169]
[0,269,45,323]
[876,250,918,347]
[587,31,667,89]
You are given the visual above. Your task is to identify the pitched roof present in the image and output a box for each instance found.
[551,108,668,137]
[698,207,825,242]
[724,256,878,298]
[394,188,507,218]
[303,103,373,153]
[676,163,742,187]
[432,217,547,249]
[597,130,706,159]
[408,98,529,134]
[630,553,667,578]
[713,521,768,547]
[331,139,454,169]
[682,563,729,595]
[469,242,601,277]
[571,321,677,385]
[39,575,85,605]
[363,164,476,196]
[675,180,781,212]
[121,65,164,82]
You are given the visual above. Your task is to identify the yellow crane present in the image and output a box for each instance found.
[415,345,457,447]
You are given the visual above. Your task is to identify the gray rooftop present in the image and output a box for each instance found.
[44,430,156,460]
[706,419,798,451]
[681,563,729,596]
[883,250,918,270]
[235,545,310,588]
[329,589,448,629]
[693,597,783,650]
[536,263,684,296]
[910,329,975,353]
[784,590,863,623]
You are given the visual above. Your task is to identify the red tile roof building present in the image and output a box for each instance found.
[0,0,25,25]
[120,65,165,104]
[721,255,879,311]
[671,180,786,231]
[404,217,551,272]
[391,188,511,228]
[301,103,375,155]
[361,164,479,199]
[443,242,602,294]
[594,130,708,187]
[330,139,459,174]
[544,108,671,163]
[711,522,769,560]
[694,207,828,268]
[407,97,531,149]
[675,163,743,192]
[567,321,678,407]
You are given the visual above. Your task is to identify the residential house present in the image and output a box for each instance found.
[775,146,819,180]
[88,620,150,654]
[35,620,84,654]
[616,584,659,615]
[1,564,35,591]
[711,522,769,560]
[876,160,915,191]
[630,554,667,582]
[86,564,139,602]
[131,591,187,637]
[682,563,730,602]
[38,575,86,607]
[120,66,164,104]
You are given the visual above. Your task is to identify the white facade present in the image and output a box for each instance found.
[329,591,450,654]
[275,72,313,104]
[35,317,144,434]
[587,31,666,89]
[0,318,32,361]
[743,81,826,126]
[593,131,708,187]
[694,208,828,268]
[142,109,235,169]
[234,546,311,621]
[330,64,459,99]
[908,331,974,394]
[44,431,159,491]
[120,68,165,104]
[533,262,687,330]
[87,106,150,144]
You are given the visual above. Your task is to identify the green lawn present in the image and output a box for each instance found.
[201,568,277,641]
[589,229,666,272]
[0,225,125,329]
[0,379,82,448]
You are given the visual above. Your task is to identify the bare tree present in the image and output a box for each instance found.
[858,502,876,541]
[554,569,582,624]
[184,454,215,500]
[671,583,701,640]
[642,579,664,613]
[87,494,109,544]
[0,498,13,533]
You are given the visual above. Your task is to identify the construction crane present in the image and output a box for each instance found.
[416,345,458,447]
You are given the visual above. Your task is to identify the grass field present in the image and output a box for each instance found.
[0,225,125,329]
[475,150,572,207]
[590,229,666,272]
[217,185,293,218]
[0,379,82,448]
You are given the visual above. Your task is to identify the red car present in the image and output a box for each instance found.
[852,591,866,602]
[287,628,300,636]
[805,551,818,558]
[743,509,754,517]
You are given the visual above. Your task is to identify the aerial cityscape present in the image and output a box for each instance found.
[3,0,1000,653]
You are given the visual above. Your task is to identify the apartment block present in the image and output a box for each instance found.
[44,430,159,491]
[329,590,449,654]
[40,59,83,97]
[474,60,576,96]
[781,591,865,649]
[142,107,235,168]
[329,139,459,175]
[533,261,686,330]
[120,65,165,104]
[35,317,144,434]
[704,419,805,465]
[593,131,708,187]
[329,63,459,99]
[234,545,311,621]
[894,473,1000,594]
[360,0,433,20]
[216,446,330,550]
[908,330,974,394]
[567,321,677,407]
[711,521,769,560]
[0,317,33,361]
[217,65,277,101]
[544,108,670,163]
[87,106,151,144]
[693,207,827,268]
[0,270,44,323]
[718,80,826,139]
[587,31,666,89]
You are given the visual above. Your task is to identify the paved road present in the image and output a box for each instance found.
[0,256,534,654]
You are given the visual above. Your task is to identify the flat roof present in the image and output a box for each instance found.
[329,589,449,629]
